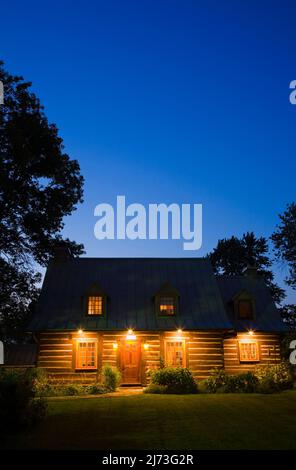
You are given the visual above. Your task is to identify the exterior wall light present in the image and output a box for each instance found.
[248,330,254,336]
[113,342,118,350]
[78,329,83,335]
[177,329,182,334]
[126,329,136,340]
[143,343,149,350]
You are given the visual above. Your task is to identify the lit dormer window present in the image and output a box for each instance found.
[84,284,107,316]
[159,297,176,315]
[88,296,103,315]
[154,283,179,316]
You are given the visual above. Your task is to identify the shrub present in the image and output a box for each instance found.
[144,384,168,394]
[25,368,49,397]
[102,365,121,392]
[85,383,106,395]
[254,362,293,392]
[149,367,197,394]
[62,384,85,396]
[201,369,228,393]
[0,368,47,433]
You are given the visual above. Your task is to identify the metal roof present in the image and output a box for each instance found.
[217,276,288,332]
[28,257,233,331]
[28,257,287,333]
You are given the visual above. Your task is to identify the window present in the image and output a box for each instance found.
[76,340,97,369]
[159,297,176,315]
[88,296,103,315]
[165,340,185,367]
[239,341,259,362]
[238,300,254,319]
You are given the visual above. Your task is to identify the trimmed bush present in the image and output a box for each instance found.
[0,368,47,433]
[149,367,197,394]
[102,365,121,392]
[144,384,168,394]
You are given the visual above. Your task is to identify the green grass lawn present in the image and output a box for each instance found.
[3,391,296,450]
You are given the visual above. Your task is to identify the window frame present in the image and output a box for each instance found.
[75,338,98,370]
[158,296,177,316]
[87,295,104,316]
[233,290,256,321]
[164,339,186,367]
[238,340,260,363]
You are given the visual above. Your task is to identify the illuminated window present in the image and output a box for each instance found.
[239,341,259,362]
[88,296,103,315]
[165,340,185,367]
[159,297,175,315]
[76,340,97,369]
[238,300,254,319]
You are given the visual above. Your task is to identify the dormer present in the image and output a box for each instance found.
[232,289,255,320]
[83,283,107,317]
[154,283,180,316]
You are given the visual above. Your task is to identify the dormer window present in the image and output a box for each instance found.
[238,299,253,319]
[88,296,103,315]
[159,297,176,316]
[232,290,255,320]
[154,283,179,316]
[84,284,107,317]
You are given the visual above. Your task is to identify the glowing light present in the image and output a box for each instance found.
[248,330,254,336]
[126,329,136,340]
[143,343,149,350]
[113,342,118,350]
[177,329,182,335]
[78,329,83,335]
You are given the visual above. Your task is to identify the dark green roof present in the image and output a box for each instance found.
[28,257,287,333]
[29,257,232,331]
[217,276,288,332]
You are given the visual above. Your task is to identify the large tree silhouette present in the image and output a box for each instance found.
[0,61,84,342]
[208,232,285,304]
[271,202,296,290]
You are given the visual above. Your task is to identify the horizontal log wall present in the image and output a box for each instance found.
[37,330,282,384]
[223,332,281,375]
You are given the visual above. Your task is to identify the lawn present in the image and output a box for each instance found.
[3,391,296,450]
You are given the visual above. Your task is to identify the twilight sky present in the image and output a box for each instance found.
[1,0,295,301]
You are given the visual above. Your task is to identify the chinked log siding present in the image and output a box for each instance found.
[223,333,281,374]
[37,330,282,384]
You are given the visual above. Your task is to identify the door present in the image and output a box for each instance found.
[121,340,141,384]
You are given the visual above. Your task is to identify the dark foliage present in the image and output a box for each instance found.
[271,202,296,290]
[208,231,285,303]
[0,61,84,342]
[149,367,198,394]
[0,368,47,433]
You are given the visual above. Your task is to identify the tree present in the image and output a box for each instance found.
[271,202,296,290]
[208,232,285,304]
[279,304,296,330]
[0,61,84,342]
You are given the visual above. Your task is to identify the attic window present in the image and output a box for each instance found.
[159,297,176,315]
[238,300,254,319]
[88,296,103,315]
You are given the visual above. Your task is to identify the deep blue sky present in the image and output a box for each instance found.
[1,0,295,301]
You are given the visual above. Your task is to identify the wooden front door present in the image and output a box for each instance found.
[121,340,141,384]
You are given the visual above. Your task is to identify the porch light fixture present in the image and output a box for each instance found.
[126,329,136,340]
[78,329,83,335]
[143,343,149,350]
[177,329,182,335]
[248,330,254,336]
[113,342,118,350]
